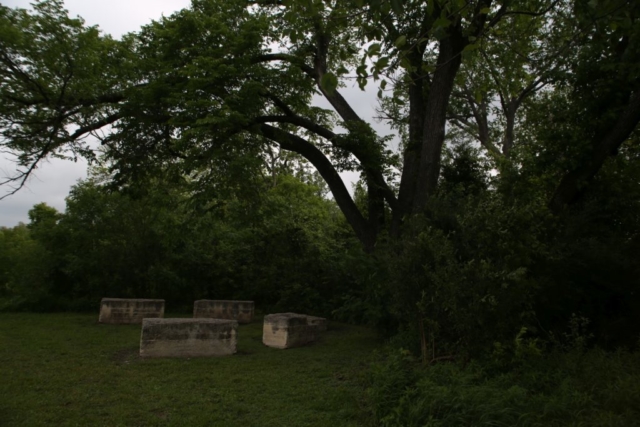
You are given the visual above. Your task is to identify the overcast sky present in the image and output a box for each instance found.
[0,0,392,227]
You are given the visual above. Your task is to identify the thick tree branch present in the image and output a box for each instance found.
[459,85,502,158]
[252,54,316,78]
[69,112,122,140]
[257,123,375,250]
[469,0,493,39]
[261,93,296,117]
[254,52,365,125]
[253,115,399,211]
[253,115,337,140]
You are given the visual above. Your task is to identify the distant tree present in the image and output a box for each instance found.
[0,222,54,310]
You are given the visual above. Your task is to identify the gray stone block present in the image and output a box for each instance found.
[262,313,327,349]
[98,298,165,324]
[193,300,254,324]
[140,318,238,358]
[307,315,328,332]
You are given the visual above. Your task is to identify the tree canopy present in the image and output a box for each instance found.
[1,0,639,253]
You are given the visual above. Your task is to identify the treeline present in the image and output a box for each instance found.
[2,143,640,355]
[0,169,364,315]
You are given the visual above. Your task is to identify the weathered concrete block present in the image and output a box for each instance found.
[307,315,328,332]
[262,313,327,349]
[193,300,254,324]
[140,318,238,358]
[98,298,165,324]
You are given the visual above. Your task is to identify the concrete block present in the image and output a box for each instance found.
[262,313,327,349]
[140,318,238,358]
[193,300,254,324]
[307,315,328,332]
[99,298,165,324]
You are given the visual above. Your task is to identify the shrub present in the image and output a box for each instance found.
[364,347,640,427]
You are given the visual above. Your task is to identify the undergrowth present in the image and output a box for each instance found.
[365,344,640,426]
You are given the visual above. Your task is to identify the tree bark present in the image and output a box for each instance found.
[413,28,466,214]
[394,73,425,235]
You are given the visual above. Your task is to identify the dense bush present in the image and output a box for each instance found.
[365,345,640,426]
[0,224,53,311]
[0,172,361,313]
[353,187,550,359]
[339,142,640,359]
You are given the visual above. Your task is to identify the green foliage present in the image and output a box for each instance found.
[59,180,181,307]
[208,173,360,314]
[0,170,360,314]
[357,133,640,355]
[320,72,339,94]
[0,224,52,311]
[0,0,133,166]
[439,144,489,196]
[374,189,548,358]
[525,138,640,349]
[365,346,640,426]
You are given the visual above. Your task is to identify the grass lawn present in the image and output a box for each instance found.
[0,312,380,426]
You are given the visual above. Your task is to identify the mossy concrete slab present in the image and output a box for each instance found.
[140,318,238,358]
[98,298,165,324]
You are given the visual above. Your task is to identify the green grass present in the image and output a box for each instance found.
[0,313,380,426]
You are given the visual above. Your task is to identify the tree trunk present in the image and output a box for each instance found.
[412,29,465,214]
[393,73,425,236]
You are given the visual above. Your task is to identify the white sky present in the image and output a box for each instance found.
[0,0,390,227]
